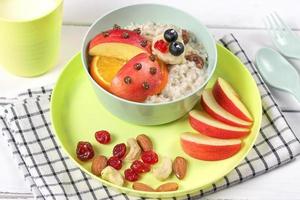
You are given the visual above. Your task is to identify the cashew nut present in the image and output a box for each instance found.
[125,138,141,162]
[152,156,172,181]
[101,166,124,186]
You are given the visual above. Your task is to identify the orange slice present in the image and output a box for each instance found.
[90,56,126,91]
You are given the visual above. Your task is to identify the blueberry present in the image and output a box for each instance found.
[169,41,184,56]
[164,29,178,42]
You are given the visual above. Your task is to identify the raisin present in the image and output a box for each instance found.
[182,29,190,44]
[185,53,204,69]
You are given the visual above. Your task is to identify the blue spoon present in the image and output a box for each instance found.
[255,47,300,102]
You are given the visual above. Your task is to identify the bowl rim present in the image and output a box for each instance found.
[81,3,217,106]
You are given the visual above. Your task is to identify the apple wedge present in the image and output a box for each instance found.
[89,29,151,61]
[189,110,250,139]
[201,89,252,128]
[180,132,242,161]
[212,77,252,122]
[111,53,167,102]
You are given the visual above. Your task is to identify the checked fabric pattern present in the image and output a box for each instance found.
[0,34,300,200]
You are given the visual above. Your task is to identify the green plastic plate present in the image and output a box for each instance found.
[50,44,262,198]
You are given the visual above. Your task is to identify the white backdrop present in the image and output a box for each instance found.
[63,0,300,29]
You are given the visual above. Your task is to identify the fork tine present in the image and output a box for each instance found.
[265,16,281,47]
[274,12,293,33]
[266,16,277,38]
[270,13,285,37]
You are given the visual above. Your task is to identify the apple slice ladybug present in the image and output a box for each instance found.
[89,28,151,61]
[110,53,168,102]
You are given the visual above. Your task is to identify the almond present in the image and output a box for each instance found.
[172,156,187,180]
[136,134,153,151]
[91,155,107,176]
[132,182,155,192]
[156,182,179,192]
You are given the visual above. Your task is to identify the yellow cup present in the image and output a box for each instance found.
[0,0,63,77]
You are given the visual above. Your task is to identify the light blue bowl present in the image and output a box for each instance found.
[81,4,217,125]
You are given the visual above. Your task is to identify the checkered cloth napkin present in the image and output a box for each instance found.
[1,34,300,200]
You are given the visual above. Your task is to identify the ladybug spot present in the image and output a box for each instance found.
[140,40,148,47]
[149,55,156,62]
[102,31,109,37]
[149,67,157,75]
[124,76,132,84]
[133,28,141,35]
[113,24,120,29]
[122,32,129,39]
[134,63,142,70]
[142,82,150,90]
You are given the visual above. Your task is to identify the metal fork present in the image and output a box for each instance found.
[265,12,300,59]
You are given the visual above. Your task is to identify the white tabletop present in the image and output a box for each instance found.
[0,0,300,199]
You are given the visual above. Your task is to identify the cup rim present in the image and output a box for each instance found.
[0,0,63,23]
[81,3,217,106]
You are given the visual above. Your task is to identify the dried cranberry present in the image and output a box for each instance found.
[141,150,158,164]
[124,168,139,181]
[76,141,94,161]
[113,143,127,159]
[107,156,122,170]
[154,39,168,53]
[95,130,111,144]
[130,160,150,174]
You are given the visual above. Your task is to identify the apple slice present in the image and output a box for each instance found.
[189,110,250,139]
[212,77,252,122]
[201,89,252,128]
[180,132,242,161]
[111,53,168,102]
[89,29,151,61]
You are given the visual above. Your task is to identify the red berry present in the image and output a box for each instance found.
[154,39,168,53]
[130,160,150,174]
[76,141,94,161]
[113,143,127,159]
[95,130,111,144]
[124,168,139,181]
[141,150,158,164]
[107,156,122,170]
